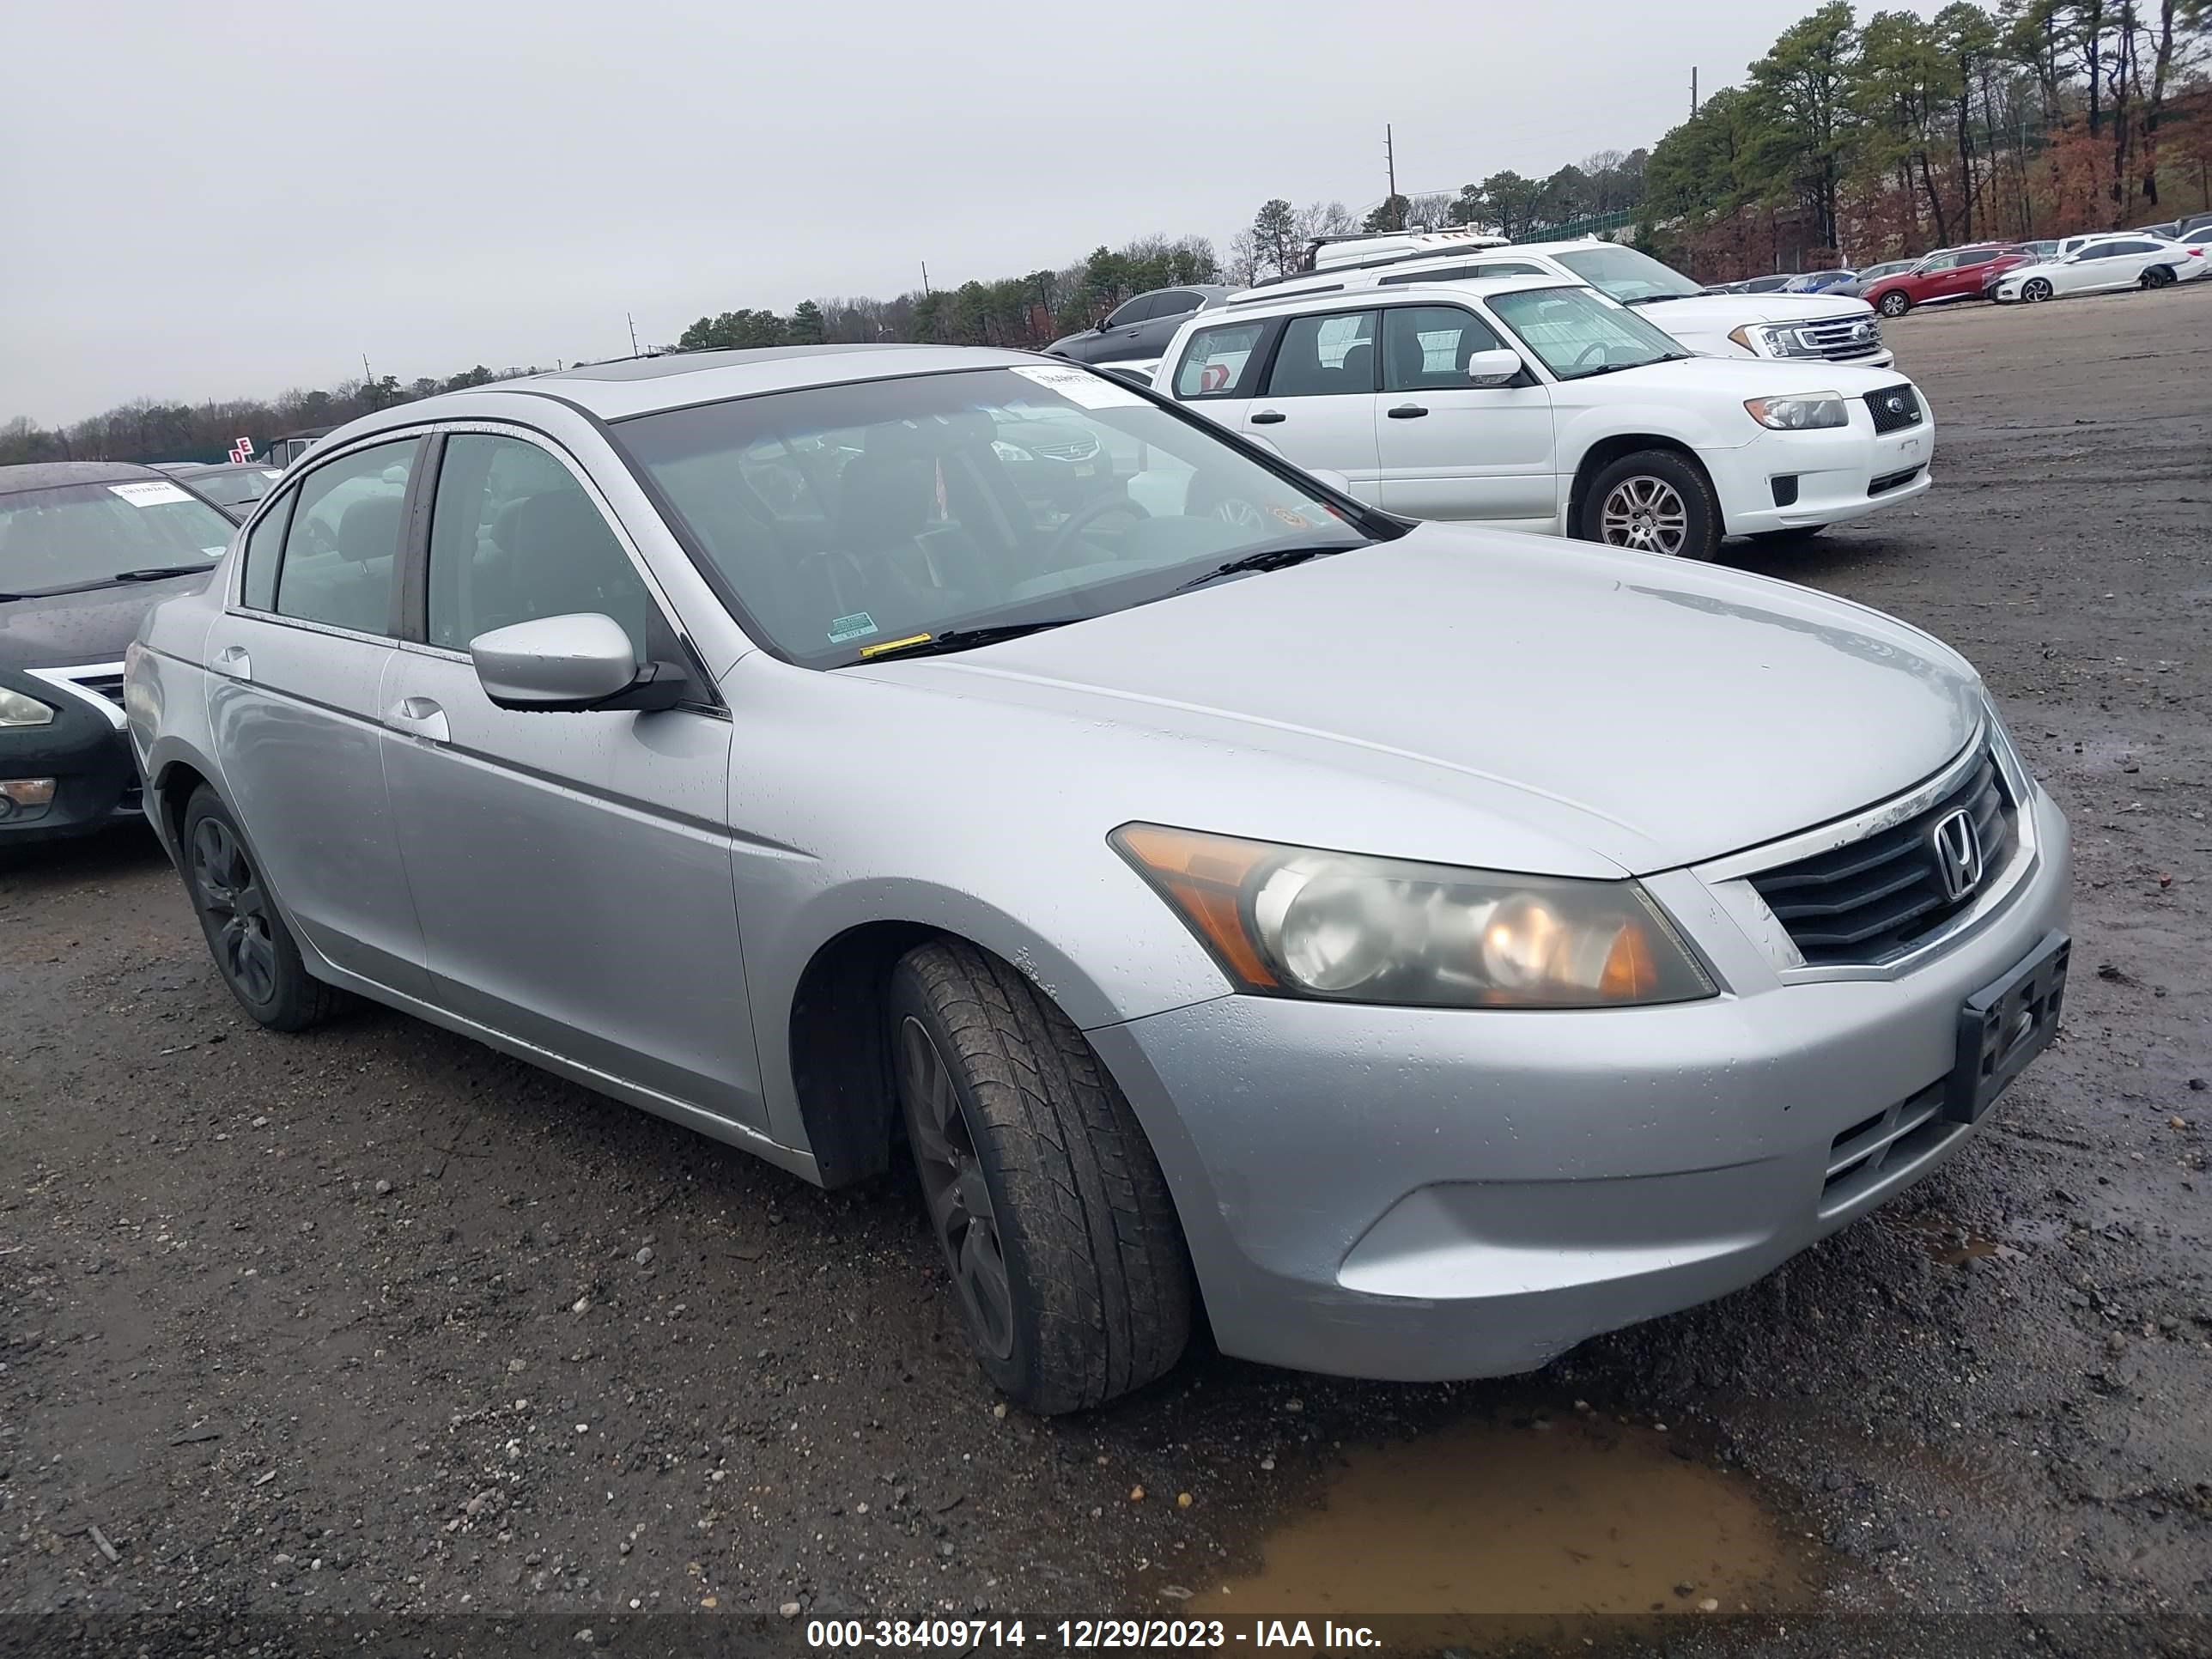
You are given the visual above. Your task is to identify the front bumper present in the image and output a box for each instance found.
[0,720,141,842]
[1089,785,2070,1381]
[1711,408,1936,534]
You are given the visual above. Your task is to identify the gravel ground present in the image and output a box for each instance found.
[3,285,2209,1658]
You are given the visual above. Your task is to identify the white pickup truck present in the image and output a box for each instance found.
[1244,234,1893,372]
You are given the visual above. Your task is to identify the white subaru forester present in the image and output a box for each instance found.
[1152,275,1935,561]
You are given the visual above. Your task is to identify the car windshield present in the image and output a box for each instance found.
[1487,286,1687,381]
[191,467,285,509]
[0,479,234,597]
[1550,245,1704,303]
[614,365,1388,667]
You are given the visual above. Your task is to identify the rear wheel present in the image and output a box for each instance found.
[181,787,339,1031]
[1578,449,1722,561]
[2021,277,2054,303]
[2141,264,2176,289]
[1876,289,1911,318]
[890,940,1192,1413]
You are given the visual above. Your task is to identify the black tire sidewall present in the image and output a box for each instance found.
[179,787,321,1028]
[1580,450,1722,560]
[886,961,1044,1402]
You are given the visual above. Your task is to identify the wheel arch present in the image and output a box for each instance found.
[1567,432,1716,532]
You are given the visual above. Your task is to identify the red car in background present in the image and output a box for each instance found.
[1863,245,2037,317]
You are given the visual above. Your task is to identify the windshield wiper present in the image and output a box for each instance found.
[852,618,1086,663]
[1175,539,1363,592]
[110,564,215,582]
[1622,293,1691,306]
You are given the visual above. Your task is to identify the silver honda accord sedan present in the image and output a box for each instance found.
[125,343,2071,1413]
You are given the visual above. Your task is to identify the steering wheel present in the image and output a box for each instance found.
[1041,494,1151,562]
[1571,341,1612,371]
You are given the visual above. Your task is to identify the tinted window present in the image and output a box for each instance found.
[2099,240,2159,256]
[1548,245,1702,301]
[240,489,292,610]
[1377,260,1547,286]
[427,434,659,660]
[274,438,415,634]
[1174,320,1267,398]
[1152,291,1204,319]
[615,366,1382,669]
[1265,311,1379,397]
[1382,306,1510,391]
[1105,295,1156,327]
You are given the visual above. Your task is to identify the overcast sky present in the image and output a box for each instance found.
[2,0,1936,424]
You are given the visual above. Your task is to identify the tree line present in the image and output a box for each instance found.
[8,0,2208,466]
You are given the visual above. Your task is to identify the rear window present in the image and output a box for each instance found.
[0,479,234,597]
[1173,320,1267,398]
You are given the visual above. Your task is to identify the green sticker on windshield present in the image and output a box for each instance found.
[828,611,878,644]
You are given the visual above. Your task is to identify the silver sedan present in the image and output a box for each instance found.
[126,344,2071,1412]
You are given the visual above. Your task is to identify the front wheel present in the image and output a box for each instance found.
[2021,277,2054,303]
[890,940,1192,1413]
[1578,450,1722,561]
[1877,289,1911,318]
[181,787,340,1030]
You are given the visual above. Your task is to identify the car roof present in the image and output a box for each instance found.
[316,343,1063,436]
[1212,273,1578,320]
[0,459,167,500]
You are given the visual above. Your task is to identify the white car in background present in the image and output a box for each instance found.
[1153,275,1935,561]
[1239,237,1893,372]
[1991,234,2209,301]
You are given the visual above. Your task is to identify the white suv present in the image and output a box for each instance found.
[1152,275,1935,560]
[1242,238,1893,372]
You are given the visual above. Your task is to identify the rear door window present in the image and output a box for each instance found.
[1264,311,1380,397]
[272,439,417,635]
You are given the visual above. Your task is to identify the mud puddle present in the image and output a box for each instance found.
[1887,1212,2045,1265]
[1189,1410,1821,1626]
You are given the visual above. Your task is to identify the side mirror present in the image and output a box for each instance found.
[1465,348,1523,386]
[470,613,686,714]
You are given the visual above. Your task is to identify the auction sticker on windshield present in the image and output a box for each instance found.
[108,481,195,507]
[1009,363,1146,409]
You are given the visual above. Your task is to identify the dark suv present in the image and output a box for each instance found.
[1045,286,1227,368]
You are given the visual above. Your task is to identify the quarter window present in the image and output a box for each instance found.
[1382,306,1510,391]
[273,438,416,635]
[240,489,292,611]
[426,433,660,661]
[1152,290,1204,318]
[1173,320,1267,398]
[1264,312,1380,397]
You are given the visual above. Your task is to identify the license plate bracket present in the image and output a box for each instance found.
[1946,930,2069,1124]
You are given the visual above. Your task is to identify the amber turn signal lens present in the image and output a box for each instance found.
[1110,824,1280,988]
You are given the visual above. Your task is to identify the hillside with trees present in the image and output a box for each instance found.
[8,0,2206,465]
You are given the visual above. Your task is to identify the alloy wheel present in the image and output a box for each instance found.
[1600,475,1691,556]
[2023,279,2052,302]
[898,1016,1015,1360]
[190,817,277,1005]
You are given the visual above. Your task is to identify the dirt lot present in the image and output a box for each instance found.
[3,287,2210,1658]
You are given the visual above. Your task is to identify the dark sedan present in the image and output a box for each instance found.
[0,462,233,842]
[1045,285,1228,368]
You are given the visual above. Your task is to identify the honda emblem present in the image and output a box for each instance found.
[1930,808,1984,902]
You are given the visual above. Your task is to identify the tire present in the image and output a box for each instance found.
[1876,289,1911,318]
[2141,264,2175,289]
[180,787,340,1032]
[1747,524,1828,545]
[889,939,1192,1413]
[1577,448,1723,561]
[2021,278,2054,303]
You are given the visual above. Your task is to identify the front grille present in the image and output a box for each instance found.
[1797,316,1886,362]
[72,671,127,708]
[1032,437,1101,463]
[1868,465,1923,496]
[1747,750,2018,967]
[1865,384,1923,433]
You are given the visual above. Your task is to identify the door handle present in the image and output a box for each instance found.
[1249,410,1286,425]
[216,645,252,682]
[383,696,449,744]
[1387,404,1430,419]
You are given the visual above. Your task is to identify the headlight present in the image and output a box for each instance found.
[1112,824,1716,1009]
[1728,322,1826,360]
[992,440,1036,465]
[0,687,58,727]
[1744,393,1848,430]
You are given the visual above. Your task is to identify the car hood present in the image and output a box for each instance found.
[1636,291,1876,327]
[1557,354,1908,401]
[1996,261,2063,282]
[860,526,1984,875]
[0,572,212,671]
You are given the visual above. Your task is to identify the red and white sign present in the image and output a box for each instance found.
[229,435,256,463]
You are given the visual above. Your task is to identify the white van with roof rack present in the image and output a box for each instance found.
[1152,273,1934,562]
[1237,237,1893,372]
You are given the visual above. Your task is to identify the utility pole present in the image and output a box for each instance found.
[1385,123,1397,203]
[1691,67,1698,116]
[627,312,640,356]
[921,260,933,296]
